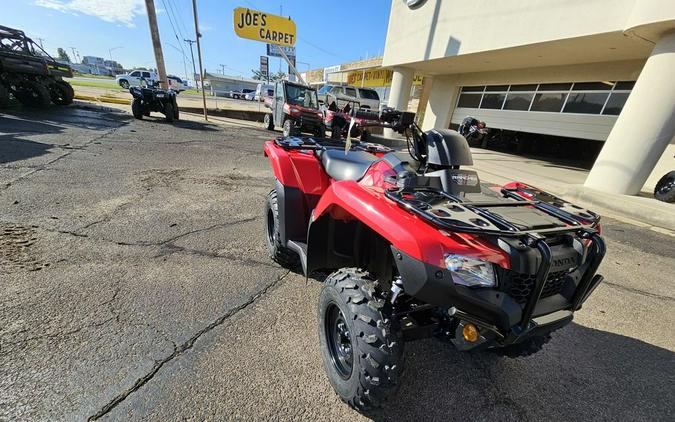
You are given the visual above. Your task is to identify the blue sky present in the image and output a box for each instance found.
[4,0,391,81]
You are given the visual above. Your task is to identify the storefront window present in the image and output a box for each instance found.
[503,93,533,110]
[563,92,609,114]
[531,93,567,112]
[602,92,629,115]
[457,93,482,108]
[480,93,506,109]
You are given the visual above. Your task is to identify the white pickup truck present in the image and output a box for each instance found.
[116,70,158,89]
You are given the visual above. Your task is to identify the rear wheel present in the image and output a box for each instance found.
[49,80,74,105]
[264,189,299,268]
[15,81,50,108]
[654,171,675,203]
[131,98,144,119]
[163,101,175,123]
[173,98,180,120]
[318,268,404,411]
[264,113,274,130]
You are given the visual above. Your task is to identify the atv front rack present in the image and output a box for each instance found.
[385,186,597,238]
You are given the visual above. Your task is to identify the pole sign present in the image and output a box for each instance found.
[233,8,296,47]
[260,56,269,79]
[266,44,296,59]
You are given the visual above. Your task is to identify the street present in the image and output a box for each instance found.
[1,105,673,421]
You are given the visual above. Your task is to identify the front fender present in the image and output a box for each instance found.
[307,181,509,273]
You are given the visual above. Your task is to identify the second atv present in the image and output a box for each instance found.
[263,108,606,411]
[130,80,179,122]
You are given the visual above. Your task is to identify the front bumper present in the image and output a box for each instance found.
[391,231,605,347]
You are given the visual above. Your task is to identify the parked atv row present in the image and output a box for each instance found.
[263,107,606,411]
[0,25,74,108]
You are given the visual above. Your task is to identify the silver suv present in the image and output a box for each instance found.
[318,84,381,110]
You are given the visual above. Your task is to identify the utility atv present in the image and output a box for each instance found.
[0,25,74,108]
[263,80,325,138]
[130,81,179,122]
[263,108,606,411]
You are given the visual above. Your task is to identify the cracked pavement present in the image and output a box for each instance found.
[1,105,674,421]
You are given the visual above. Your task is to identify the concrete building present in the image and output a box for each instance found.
[383,0,675,195]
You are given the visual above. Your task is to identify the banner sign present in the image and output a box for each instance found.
[267,44,296,58]
[347,68,423,87]
[260,56,268,78]
[233,8,296,47]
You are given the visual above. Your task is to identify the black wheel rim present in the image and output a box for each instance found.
[657,177,674,195]
[325,303,353,379]
[266,207,275,246]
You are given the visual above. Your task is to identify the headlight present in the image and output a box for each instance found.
[444,254,496,288]
[155,93,165,98]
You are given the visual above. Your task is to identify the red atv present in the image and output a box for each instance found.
[262,108,606,410]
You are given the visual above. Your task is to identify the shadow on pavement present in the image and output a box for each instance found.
[173,119,220,131]
[367,323,674,421]
[0,138,54,164]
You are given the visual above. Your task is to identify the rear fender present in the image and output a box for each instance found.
[306,181,509,275]
[263,141,329,195]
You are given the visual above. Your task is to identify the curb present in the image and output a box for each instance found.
[73,94,131,105]
[559,185,675,231]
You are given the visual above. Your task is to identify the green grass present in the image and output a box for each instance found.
[69,79,125,90]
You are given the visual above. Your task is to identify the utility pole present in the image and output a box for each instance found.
[68,47,78,63]
[144,0,168,89]
[192,0,208,120]
[219,64,226,75]
[184,39,198,91]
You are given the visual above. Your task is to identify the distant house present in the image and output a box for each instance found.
[203,72,260,97]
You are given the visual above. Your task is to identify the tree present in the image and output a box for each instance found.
[56,48,70,62]
[251,69,287,82]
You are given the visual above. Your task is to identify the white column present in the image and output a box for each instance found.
[385,67,414,138]
[585,31,675,194]
[421,75,459,130]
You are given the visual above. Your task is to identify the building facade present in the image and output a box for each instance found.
[383,0,675,195]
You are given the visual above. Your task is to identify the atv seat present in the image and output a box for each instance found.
[319,149,379,181]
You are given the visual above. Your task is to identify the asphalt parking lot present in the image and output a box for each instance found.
[1,104,673,421]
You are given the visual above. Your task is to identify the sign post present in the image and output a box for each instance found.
[260,55,269,82]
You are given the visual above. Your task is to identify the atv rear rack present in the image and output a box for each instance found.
[385,186,598,238]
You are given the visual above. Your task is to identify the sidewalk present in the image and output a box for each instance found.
[467,148,675,232]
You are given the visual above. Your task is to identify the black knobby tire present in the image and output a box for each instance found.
[491,334,552,358]
[318,268,404,411]
[264,113,274,130]
[49,80,74,105]
[282,119,294,137]
[654,171,675,203]
[264,189,299,268]
[315,125,326,138]
[131,98,144,119]
[15,81,50,108]
[0,84,9,108]
[164,101,175,123]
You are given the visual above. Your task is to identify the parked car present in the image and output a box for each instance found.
[230,88,254,100]
[244,90,255,101]
[318,84,381,110]
[167,75,189,92]
[116,70,158,89]
[254,83,274,102]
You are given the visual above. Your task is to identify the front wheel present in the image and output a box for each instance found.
[15,81,51,108]
[131,98,144,119]
[282,119,294,137]
[318,268,404,411]
[163,101,175,123]
[50,81,74,105]
[119,80,130,89]
[654,171,675,203]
